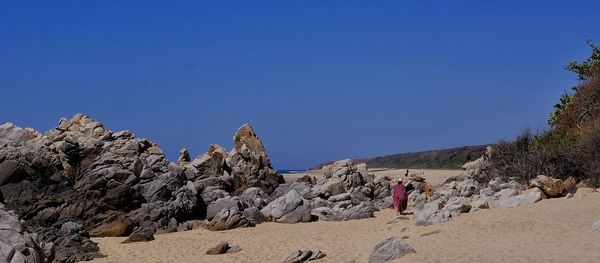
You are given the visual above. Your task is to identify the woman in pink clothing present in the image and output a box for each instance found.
[393,178,408,215]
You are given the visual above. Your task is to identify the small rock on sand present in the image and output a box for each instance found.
[282,249,326,263]
[593,220,600,231]
[206,242,241,255]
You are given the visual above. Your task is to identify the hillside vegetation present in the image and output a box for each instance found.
[312,145,488,170]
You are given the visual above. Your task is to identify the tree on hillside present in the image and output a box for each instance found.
[548,40,600,126]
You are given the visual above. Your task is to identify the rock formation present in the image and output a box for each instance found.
[410,146,590,226]
[0,115,284,261]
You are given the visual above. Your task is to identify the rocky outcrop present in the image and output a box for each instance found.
[0,203,49,263]
[368,237,416,263]
[282,249,326,263]
[0,115,284,261]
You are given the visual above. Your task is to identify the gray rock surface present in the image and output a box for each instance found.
[207,206,253,231]
[368,237,416,263]
[261,190,311,223]
[498,188,546,209]
[0,203,48,263]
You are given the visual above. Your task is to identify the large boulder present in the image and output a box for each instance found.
[498,188,546,209]
[530,175,565,198]
[414,199,457,226]
[310,177,346,198]
[329,202,376,221]
[261,190,311,223]
[207,206,253,231]
[368,237,416,263]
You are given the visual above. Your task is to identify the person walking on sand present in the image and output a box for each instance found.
[393,178,408,215]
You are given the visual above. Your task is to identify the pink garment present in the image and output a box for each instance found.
[393,183,408,213]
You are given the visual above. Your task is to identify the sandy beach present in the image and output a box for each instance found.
[91,169,600,263]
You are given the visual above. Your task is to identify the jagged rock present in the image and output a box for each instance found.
[239,187,269,208]
[261,190,311,223]
[349,186,373,204]
[310,177,346,198]
[0,115,288,260]
[189,146,225,179]
[228,124,283,195]
[177,148,190,164]
[368,237,416,263]
[122,227,155,243]
[282,249,326,263]
[530,175,565,198]
[498,188,546,209]
[0,203,49,263]
[370,175,392,199]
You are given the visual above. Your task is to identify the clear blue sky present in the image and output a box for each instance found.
[1,1,599,169]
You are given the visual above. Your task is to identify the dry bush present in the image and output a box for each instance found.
[488,130,546,184]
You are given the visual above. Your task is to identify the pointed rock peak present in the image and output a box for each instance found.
[233,123,266,156]
[178,148,191,164]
